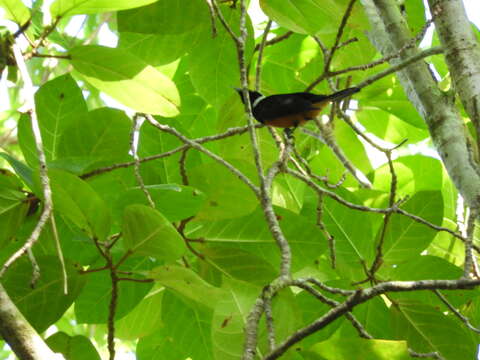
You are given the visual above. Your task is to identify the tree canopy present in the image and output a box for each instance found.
[1,0,480,359]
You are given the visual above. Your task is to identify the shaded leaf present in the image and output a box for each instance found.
[122,204,186,261]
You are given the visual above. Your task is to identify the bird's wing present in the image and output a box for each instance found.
[253,94,314,122]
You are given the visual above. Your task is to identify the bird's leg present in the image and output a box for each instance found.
[284,127,294,140]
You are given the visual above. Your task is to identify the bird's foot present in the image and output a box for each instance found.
[284,128,295,140]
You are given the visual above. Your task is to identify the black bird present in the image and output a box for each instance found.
[236,87,360,136]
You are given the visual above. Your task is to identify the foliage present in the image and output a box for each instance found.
[0,0,478,359]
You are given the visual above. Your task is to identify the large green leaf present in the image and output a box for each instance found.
[70,45,179,116]
[18,74,87,167]
[149,265,225,309]
[117,0,209,35]
[50,0,157,17]
[188,160,258,220]
[115,285,163,340]
[381,191,443,266]
[0,0,29,24]
[46,332,101,360]
[137,291,213,360]
[212,277,299,360]
[58,107,131,162]
[372,156,443,197]
[116,184,206,222]
[122,204,186,261]
[386,255,479,308]
[1,256,85,332]
[0,183,28,249]
[321,189,375,280]
[390,299,478,360]
[260,0,367,35]
[305,338,411,360]
[202,246,278,286]
[190,207,328,271]
[49,169,111,240]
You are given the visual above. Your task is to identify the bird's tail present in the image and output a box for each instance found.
[325,87,360,102]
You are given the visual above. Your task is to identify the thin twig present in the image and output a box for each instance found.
[463,209,478,278]
[262,286,276,351]
[204,0,217,37]
[357,46,443,89]
[255,20,272,91]
[27,249,40,288]
[179,149,190,185]
[51,214,68,294]
[0,43,54,278]
[131,114,155,208]
[81,123,263,179]
[145,115,260,196]
[254,31,293,52]
[433,289,480,333]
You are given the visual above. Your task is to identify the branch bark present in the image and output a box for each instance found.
[362,0,480,209]
[427,0,480,152]
[0,284,63,360]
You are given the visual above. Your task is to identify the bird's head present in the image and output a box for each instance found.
[235,88,264,106]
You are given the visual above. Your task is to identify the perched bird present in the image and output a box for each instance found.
[236,87,360,136]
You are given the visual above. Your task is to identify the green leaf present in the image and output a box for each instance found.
[58,107,131,161]
[75,260,153,323]
[311,120,373,187]
[295,290,345,349]
[49,169,111,240]
[46,332,101,360]
[18,74,87,167]
[0,0,30,24]
[357,74,425,129]
[390,299,478,360]
[115,285,163,340]
[0,153,33,188]
[305,338,411,360]
[259,0,367,35]
[122,204,186,261]
[381,191,443,265]
[149,265,225,309]
[70,45,179,116]
[322,189,375,280]
[2,256,85,332]
[117,0,209,35]
[50,0,158,17]
[203,247,278,286]
[212,277,299,359]
[118,31,205,66]
[116,184,207,222]
[188,8,254,108]
[211,278,260,360]
[137,291,213,360]
[191,207,328,271]
[372,156,443,197]
[0,168,22,189]
[387,255,479,308]
[189,160,258,220]
[356,108,428,144]
[0,186,28,249]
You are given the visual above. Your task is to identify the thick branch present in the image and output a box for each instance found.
[363,0,480,209]
[427,0,480,152]
[0,284,63,359]
[265,278,480,359]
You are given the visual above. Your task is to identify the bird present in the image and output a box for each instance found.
[236,87,360,137]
